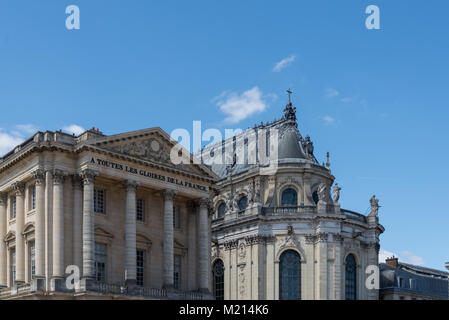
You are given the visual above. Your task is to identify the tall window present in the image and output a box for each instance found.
[345,254,357,300]
[11,249,16,284]
[217,203,226,219]
[279,250,301,300]
[136,249,145,286]
[213,259,225,300]
[94,189,105,214]
[136,199,144,222]
[281,188,298,206]
[95,243,107,282]
[312,191,319,205]
[30,185,36,210]
[30,242,35,279]
[11,196,16,219]
[173,206,180,229]
[238,196,248,211]
[174,255,181,290]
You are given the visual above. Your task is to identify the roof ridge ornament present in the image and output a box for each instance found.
[283,88,297,121]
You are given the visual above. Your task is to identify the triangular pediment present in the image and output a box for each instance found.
[94,226,114,239]
[87,127,217,179]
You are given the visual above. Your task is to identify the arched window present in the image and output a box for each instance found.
[345,254,357,300]
[217,203,226,219]
[238,196,248,211]
[213,259,224,300]
[312,191,319,204]
[281,188,298,206]
[279,250,301,300]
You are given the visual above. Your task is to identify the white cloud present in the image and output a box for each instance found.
[379,248,396,263]
[0,130,25,157]
[273,55,296,72]
[62,124,85,136]
[325,88,339,98]
[322,115,335,125]
[379,248,426,266]
[15,124,37,135]
[400,251,426,266]
[214,87,268,124]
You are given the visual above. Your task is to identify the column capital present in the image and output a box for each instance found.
[161,189,177,201]
[80,169,98,186]
[0,192,7,206]
[52,169,66,185]
[71,175,83,190]
[123,180,139,193]
[198,198,211,209]
[31,169,45,185]
[12,181,25,196]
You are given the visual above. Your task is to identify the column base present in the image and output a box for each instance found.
[50,277,67,292]
[31,277,46,292]
[77,277,97,293]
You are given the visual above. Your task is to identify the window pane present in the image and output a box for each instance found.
[30,242,35,279]
[31,186,36,210]
[345,254,357,300]
[217,203,226,219]
[238,196,248,211]
[136,199,144,222]
[94,189,105,214]
[213,260,225,300]
[279,250,301,300]
[136,250,145,286]
[174,255,181,290]
[281,188,298,206]
[173,206,180,229]
[95,243,107,282]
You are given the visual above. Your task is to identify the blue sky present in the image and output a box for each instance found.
[0,0,448,270]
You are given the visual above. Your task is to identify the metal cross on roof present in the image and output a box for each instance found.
[287,88,293,103]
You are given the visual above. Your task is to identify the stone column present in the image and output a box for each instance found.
[162,190,176,289]
[32,170,46,280]
[0,193,7,287]
[187,201,197,290]
[198,198,210,293]
[81,170,96,279]
[52,170,65,282]
[12,182,25,284]
[72,175,83,275]
[124,180,138,287]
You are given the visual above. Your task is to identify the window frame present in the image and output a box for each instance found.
[345,254,357,300]
[174,254,181,290]
[213,259,225,300]
[281,188,298,207]
[94,189,106,215]
[136,249,145,287]
[136,198,145,222]
[94,243,108,283]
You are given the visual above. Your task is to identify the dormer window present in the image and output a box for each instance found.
[238,196,248,211]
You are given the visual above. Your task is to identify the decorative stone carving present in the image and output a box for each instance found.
[317,183,329,203]
[80,169,97,186]
[278,227,299,250]
[32,169,45,185]
[123,180,138,192]
[238,242,246,259]
[12,181,25,196]
[224,239,238,251]
[369,195,380,217]
[0,192,7,206]
[247,183,254,205]
[303,135,314,159]
[332,183,341,203]
[52,170,65,185]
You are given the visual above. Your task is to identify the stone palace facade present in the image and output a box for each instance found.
[206,98,385,300]
[0,96,385,300]
[0,127,217,299]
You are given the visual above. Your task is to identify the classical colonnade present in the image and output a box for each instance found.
[0,168,210,292]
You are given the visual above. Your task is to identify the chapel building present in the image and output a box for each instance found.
[206,97,385,300]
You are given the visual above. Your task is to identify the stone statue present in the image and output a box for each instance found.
[317,183,328,202]
[225,193,233,212]
[304,135,314,158]
[232,193,240,212]
[369,195,380,216]
[247,184,254,204]
[332,183,341,202]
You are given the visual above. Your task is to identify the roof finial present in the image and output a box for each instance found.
[326,152,330,169]
[287,88,293,104]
